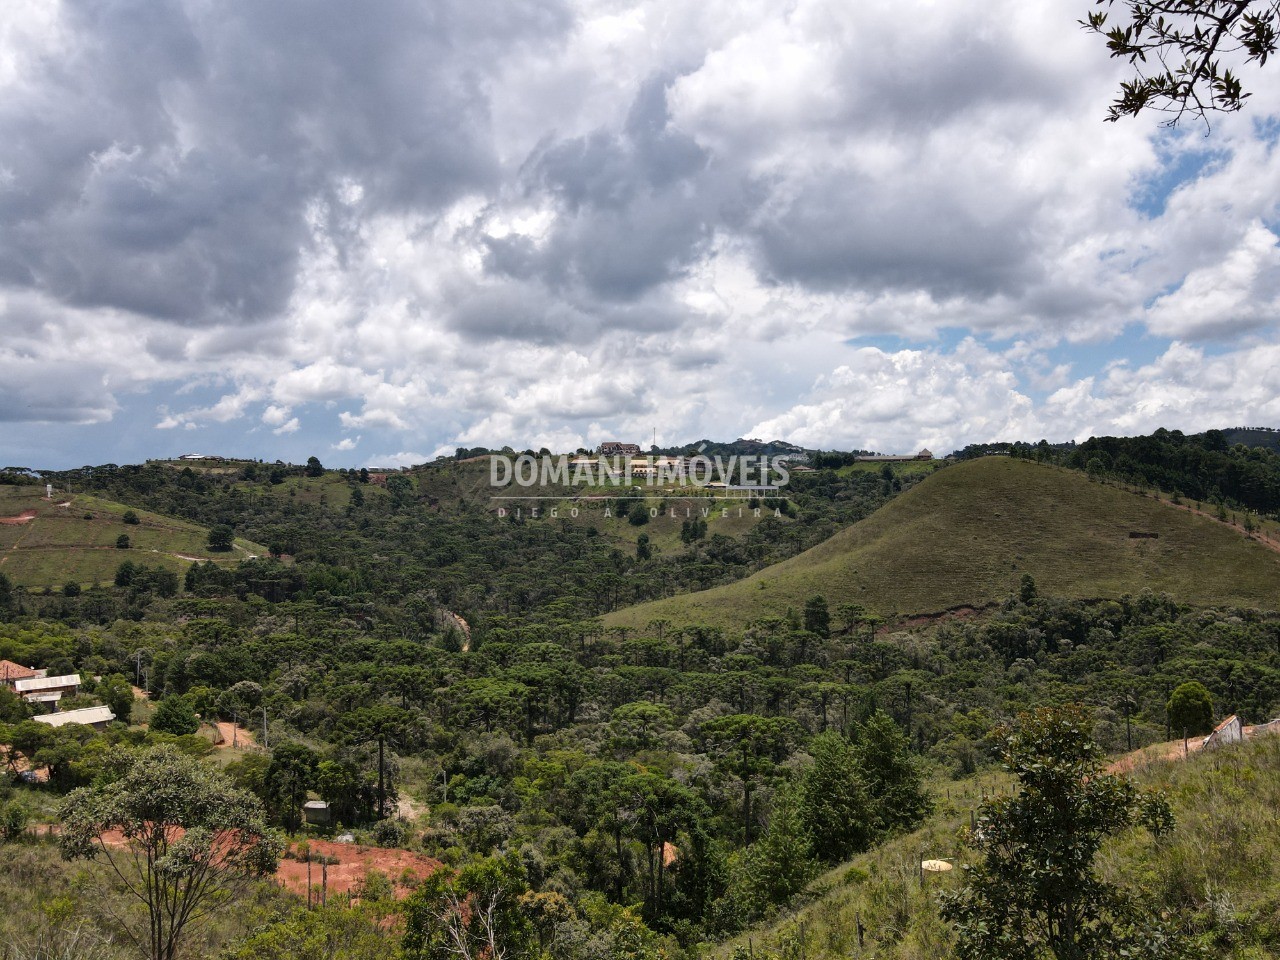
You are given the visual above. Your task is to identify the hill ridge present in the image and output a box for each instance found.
[605,457,1280,629]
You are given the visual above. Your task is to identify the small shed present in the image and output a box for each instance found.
[303,800,331,826]
[1202,714,1244,749]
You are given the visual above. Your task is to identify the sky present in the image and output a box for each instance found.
[3,0,1280,469]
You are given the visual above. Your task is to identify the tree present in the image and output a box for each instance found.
[116,561,137,587]
[59,746,281,960]
[96,674,135,724]
[402,855,534,960]
[702,714,802,843]
[730,781,815,921]
[264,741,319,831]
[116,534,131,550]
[636,533,651,560]
[385,474,414,508]
[797,731,874,862]
[803,595,830,638]
[1084,0,1278,125]
[1167,680,1214,735]
[150,696,200,736]
[305,456,325,478]
[123,510,140,525]
[207,525,235,552]
[941,706,1181,960]
[851,711,931,834]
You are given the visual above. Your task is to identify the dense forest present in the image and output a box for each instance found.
[2,431,1280,957]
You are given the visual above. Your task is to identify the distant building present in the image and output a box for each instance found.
[0,660,38,687]
[853,448,935,463]
[33,705,115,730]
[303,800,332,826]
[599,442,642,457]
[14,673,80,705]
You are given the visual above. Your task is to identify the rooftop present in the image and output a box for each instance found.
[0,660,38,683]
[14,674,80,693]
[33,706,115,728]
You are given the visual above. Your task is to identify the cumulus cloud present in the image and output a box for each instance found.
[2,0,1280,465]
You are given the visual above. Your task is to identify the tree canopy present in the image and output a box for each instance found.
[59,745,282,960]
[1084,0,1280,125]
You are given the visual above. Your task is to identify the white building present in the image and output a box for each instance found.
[33,705,115,730]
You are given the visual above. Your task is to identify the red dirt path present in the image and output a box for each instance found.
[0,510,36,525]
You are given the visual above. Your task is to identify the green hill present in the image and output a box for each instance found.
[606,457,1280,629]
[0,486,265,590]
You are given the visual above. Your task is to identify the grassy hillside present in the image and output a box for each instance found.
[0,486,265,589]
[714,734,1280,960]
[606,457,1280,629]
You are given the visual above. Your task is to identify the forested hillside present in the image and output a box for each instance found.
[3,433,1280,958]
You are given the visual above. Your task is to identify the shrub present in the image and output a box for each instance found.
[372,818,406,849]
[0,801,28,841]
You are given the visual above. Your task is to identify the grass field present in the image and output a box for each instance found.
[0,486,265,589]
[605,457,1280,630]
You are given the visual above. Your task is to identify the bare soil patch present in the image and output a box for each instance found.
[212,721,256,750]
[277,840,443,899]
[0,510,37,525]
[1106,736,1204,774]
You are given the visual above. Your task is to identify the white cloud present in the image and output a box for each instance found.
[2,0,1280,465]
[1145,222,1280,340]
[364,451,430,469]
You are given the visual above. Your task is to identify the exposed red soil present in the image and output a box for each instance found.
[893,605,985,632]
[212,721,255,749]
[0,510,37,525]
[1106,737,1204,774]
[27,824,441,900]
[276,840,443,899]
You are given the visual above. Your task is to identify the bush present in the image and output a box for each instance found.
[151,697,200,736]
[0,801,28,842]
[628,502,650,526]
[372,819,406,848]
[122,510,140,525]
[115,534,130,549]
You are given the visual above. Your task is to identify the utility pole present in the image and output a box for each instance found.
[262,705,269,749]
[378,733,386,820]
[232,712,238,748]
[1124,695,1133,751]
